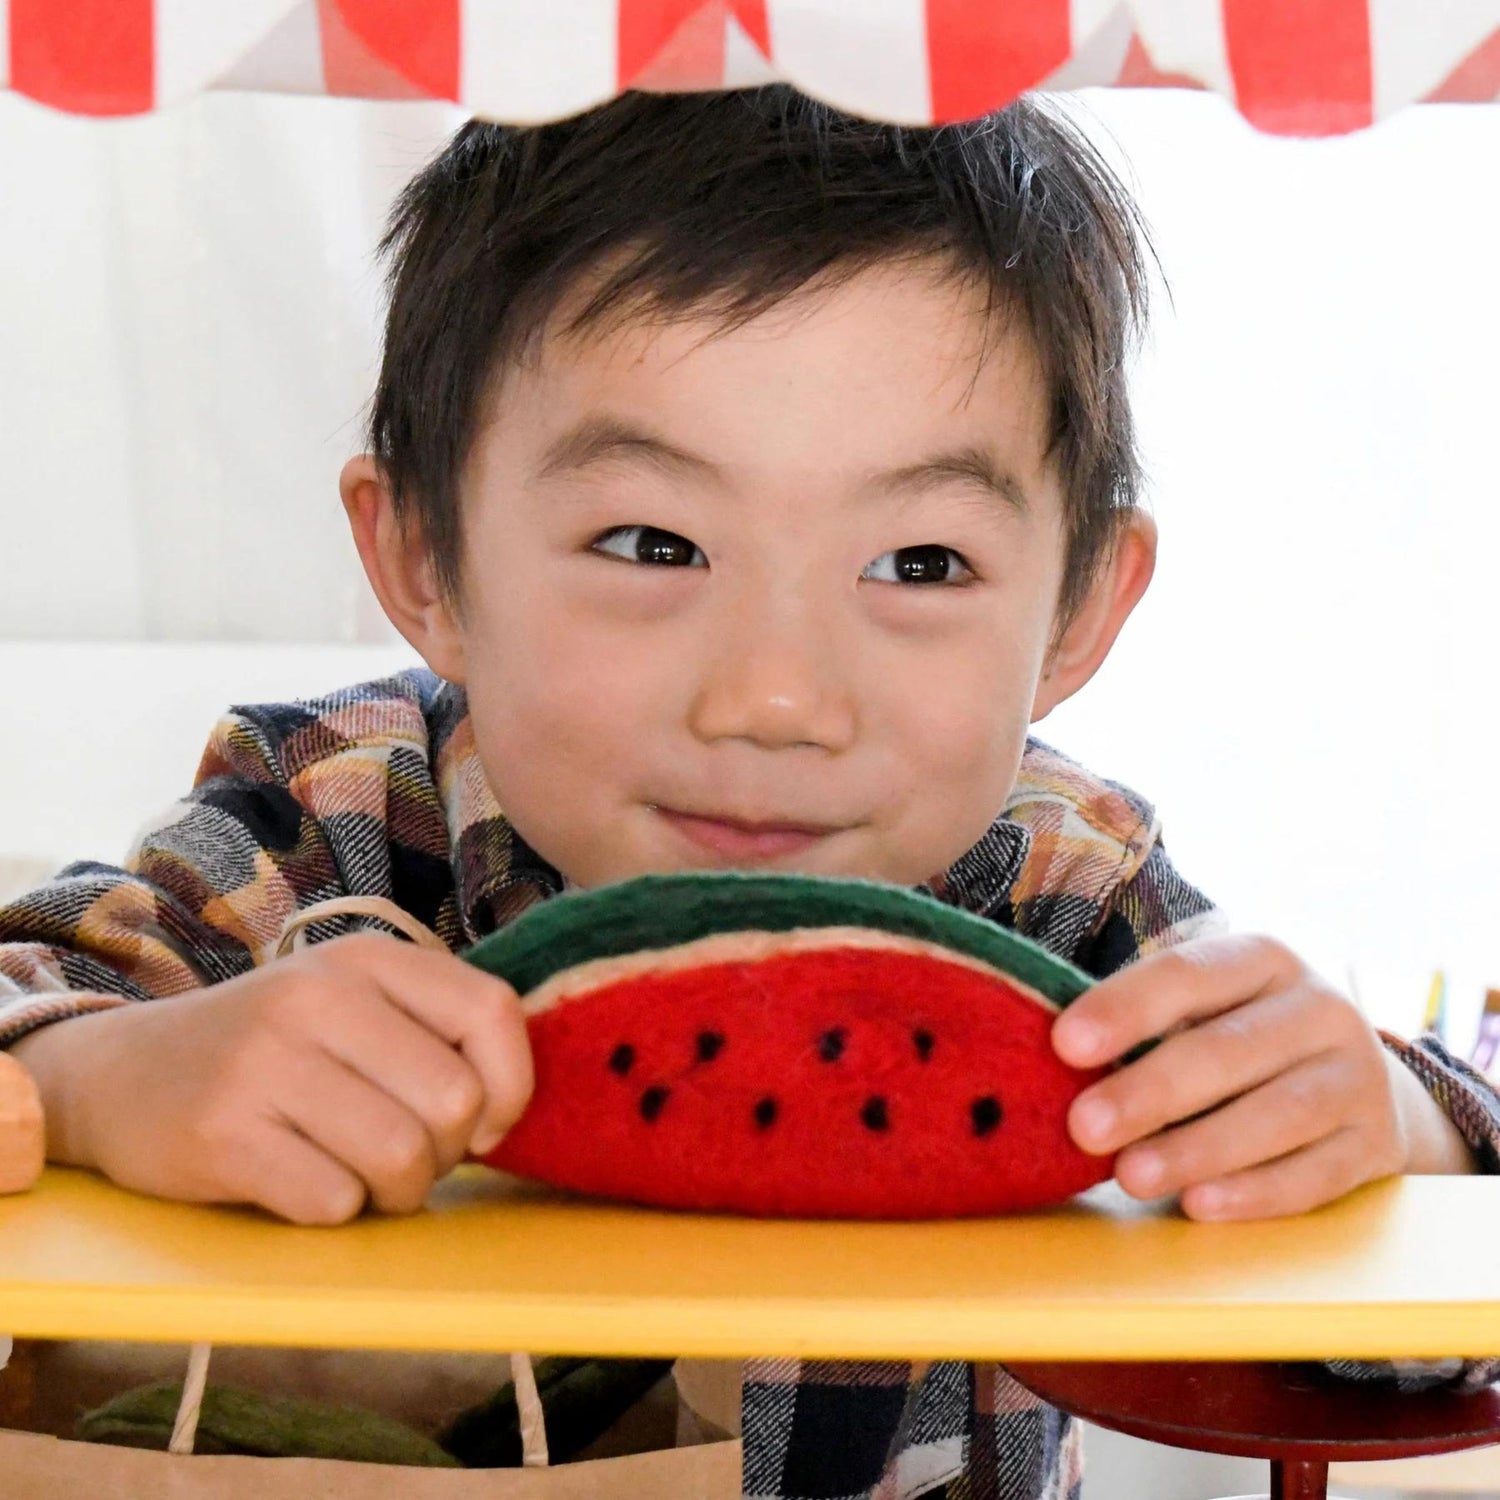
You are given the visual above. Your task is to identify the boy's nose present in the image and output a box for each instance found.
[686,607,858,754]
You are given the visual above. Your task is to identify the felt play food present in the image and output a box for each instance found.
[464,872,1117,1218]
[78,1382,459,1466]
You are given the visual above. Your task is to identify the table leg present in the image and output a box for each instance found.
[1271,1456,1328,1500]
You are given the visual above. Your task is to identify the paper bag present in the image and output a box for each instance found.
[675,1357,744,1440]
[0,1338,742,1499]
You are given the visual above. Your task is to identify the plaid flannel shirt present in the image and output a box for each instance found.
[3,667,1498,1500]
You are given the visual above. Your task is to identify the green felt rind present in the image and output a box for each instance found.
[463,871,1093,1008]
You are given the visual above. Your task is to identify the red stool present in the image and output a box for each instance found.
[1004,1360,1500,1500]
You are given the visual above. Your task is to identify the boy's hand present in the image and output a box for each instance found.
[10,933,531,1225]
[1051,934,1478,1221]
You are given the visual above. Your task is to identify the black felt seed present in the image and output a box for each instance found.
[754,1097,778,1130]
[861,1096,890,1132]
[818,1027,847,1062]
[696,1030,726,1063]
[971,1096,1003,1137]
[608,1043,635,1077]
[913,1028,935,1062]
[639,1086,670,1123]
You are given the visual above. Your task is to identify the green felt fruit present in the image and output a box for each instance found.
[77,1381,459,1466]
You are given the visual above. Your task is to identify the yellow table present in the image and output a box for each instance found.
[1,1167,1497,1361]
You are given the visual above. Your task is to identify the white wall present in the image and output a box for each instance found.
[0,89,463,641]
[1043,90,1500,1050]
[0,642,420,874]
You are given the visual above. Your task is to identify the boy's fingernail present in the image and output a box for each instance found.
[1192,1185,1227,1216]
[470,1128,504,1156]
[1129,1149,1164,1191]
[1061,1020,1105,1062]
[1074,1097,1117,1145]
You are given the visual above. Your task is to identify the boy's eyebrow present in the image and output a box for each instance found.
[532,415,723,486]
[533,415,1027,511]
[868,448,1029,513]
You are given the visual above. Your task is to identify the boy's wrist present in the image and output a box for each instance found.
[8,1009,118,1170]
[1383,1049,1480,1175]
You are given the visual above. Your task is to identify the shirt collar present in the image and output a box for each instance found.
[430,682,564,943]
[922,818,1032,917]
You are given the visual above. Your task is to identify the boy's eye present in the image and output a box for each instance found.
[592,525,707,568]
[862,545,974,586]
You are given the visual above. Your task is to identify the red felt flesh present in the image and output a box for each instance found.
[483,946,1115,1218]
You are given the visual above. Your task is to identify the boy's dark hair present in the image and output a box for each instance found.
[370,86,1153,625]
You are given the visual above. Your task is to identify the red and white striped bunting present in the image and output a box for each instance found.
[2,1,1497,133]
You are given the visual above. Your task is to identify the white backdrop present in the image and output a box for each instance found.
[1,85,1497,1048]
[0,90,463,641]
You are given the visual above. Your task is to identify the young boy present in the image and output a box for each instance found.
[2,87,1497,1500]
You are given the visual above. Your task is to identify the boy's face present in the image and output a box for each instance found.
[350,262,1151,891]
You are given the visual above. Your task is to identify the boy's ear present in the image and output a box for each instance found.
[340,455,468,685]
[1031,509,1157,722]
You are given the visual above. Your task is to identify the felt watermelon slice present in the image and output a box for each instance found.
[463,872,1117,1218]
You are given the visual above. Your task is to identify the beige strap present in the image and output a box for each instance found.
[272,899,552,1463]
[511,1350,550,1467]
[169,1342,213,1454]
[161,1344,548,1465]
[275,896,449,960]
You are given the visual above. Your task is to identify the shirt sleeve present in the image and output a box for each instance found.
[1073,837,1229,979]
[1324,1030,1500,1392]
[0,710,346,1048]
[1091,840,1500,1393]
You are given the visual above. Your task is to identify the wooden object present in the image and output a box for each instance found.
[1,1171,1498,1360]
[0,1053,43,1195]
[1005,1360,1500,1500]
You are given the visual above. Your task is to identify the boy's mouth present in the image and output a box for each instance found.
[653,806,844,861]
